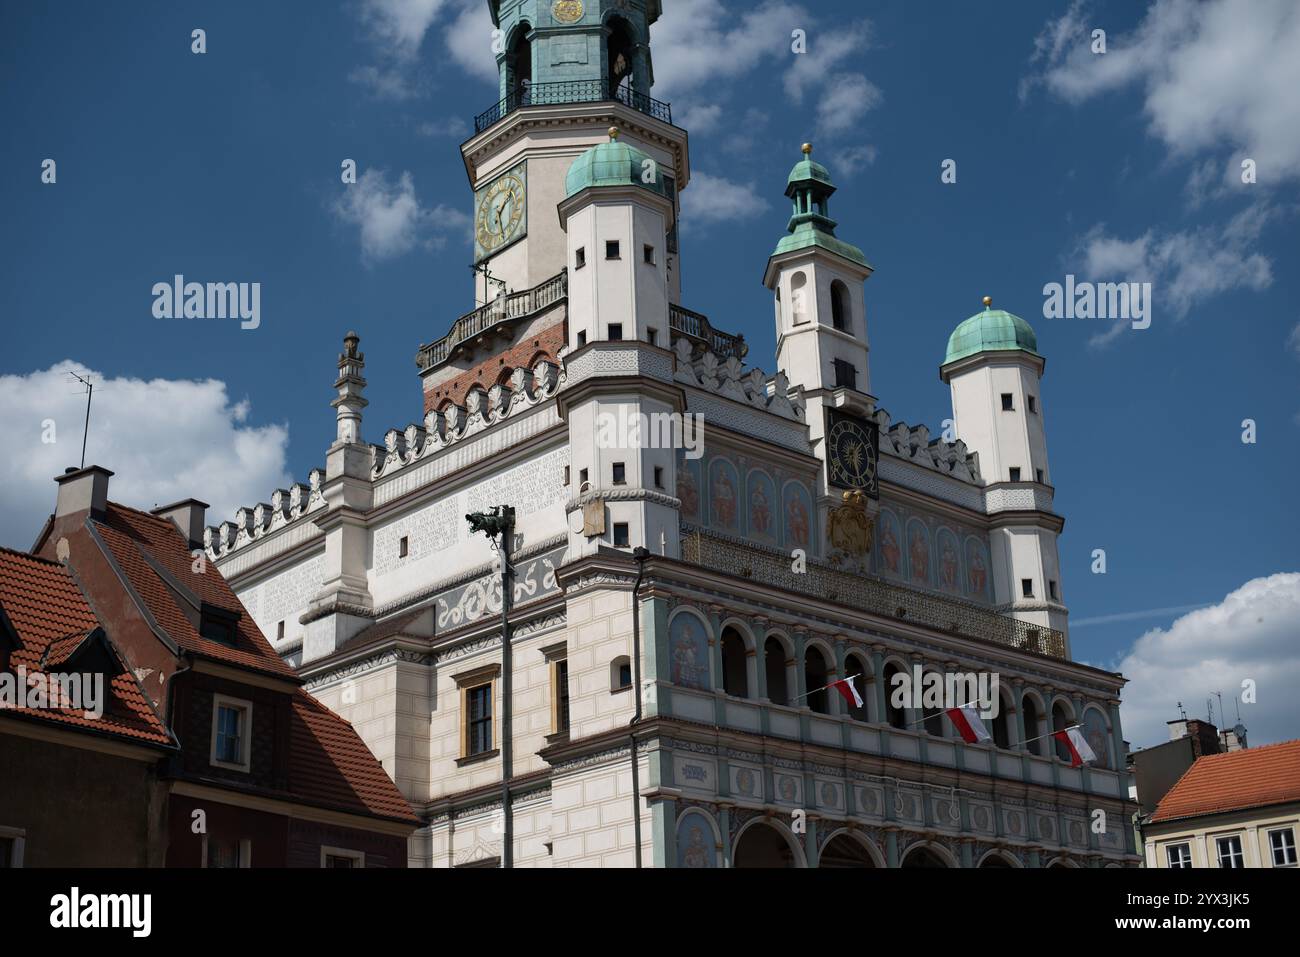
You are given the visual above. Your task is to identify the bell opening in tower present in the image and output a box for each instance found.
[607,17,635,97]
[507,22,532,106]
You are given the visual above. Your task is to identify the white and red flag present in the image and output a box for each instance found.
[1053,726,1097,767]
[830,676,863,709]
[945,705,991,744]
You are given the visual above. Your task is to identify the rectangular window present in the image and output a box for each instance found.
[832,358,857,391]
[608,323,623,341]
[605,240,620,259]
[575,247,586,269]
[1270,828,1297,866]
[1028,395,1038,413]
[1001,393,1015,411]
[1049,580,1059,601]
[646,327,658,346]
[1216,835,1245,868]
[613,523,630,547]
[399,536,409,558]
[653,466,664,489]
[1036,468,1044,484]
[612,462,626,485]
[321,846,365,868]
[206,838,248,869]
[211,695,252,771]
[643,244,655,265]
[0,837,13,868]
[1166,843,1192,869]
[1009,467,1021,482]
[467,684,493,756]
[276,620,284,641]
[576,330,587,347]
[579,467,589,487]
[617,660,632,690]
[556,659,570,733]
[1021,578,1034,598]
[563,466,570,486]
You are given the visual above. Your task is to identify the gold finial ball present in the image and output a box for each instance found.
[801,142,813,155]
[608,126,619,140]
[982,295,993,308]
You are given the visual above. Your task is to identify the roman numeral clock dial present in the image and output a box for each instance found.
[826,409,880,496]
[474,164,527,262]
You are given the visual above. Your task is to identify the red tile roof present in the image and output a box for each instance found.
[1151,739,1300,823]
[94,504,297,680]
[0,546,171,746]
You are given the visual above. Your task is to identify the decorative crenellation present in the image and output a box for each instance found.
[868,406,982,484]
[672,338,806,423]
[205,470,325,559]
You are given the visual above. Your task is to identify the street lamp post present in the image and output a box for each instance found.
[466,505,516,868]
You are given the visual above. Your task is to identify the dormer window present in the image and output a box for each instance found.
[199,604,240,646]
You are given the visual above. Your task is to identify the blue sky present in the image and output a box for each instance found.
[2,0,1297,749]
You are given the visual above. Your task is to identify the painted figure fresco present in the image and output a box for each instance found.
[906,519,931,585]
[709,459,739,531]
[1083,709,1111,770]
[782,481,812,550]
[670,613,710,689]
[676,811,717,868]
[676,455,700,520]
[965,537,991,600]
[746,469,776,542]
[937,528,961,593]
[878,509,902,575]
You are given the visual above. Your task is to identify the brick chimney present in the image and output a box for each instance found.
[152,499,209,550]
[54,465,113,520]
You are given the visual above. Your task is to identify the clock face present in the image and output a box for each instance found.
[474,167,526,260]
[826,410,879,495]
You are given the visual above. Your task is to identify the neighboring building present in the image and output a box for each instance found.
[1140,739,1300,869]
[203,0,1139,867]
[0,466,416,867]
[1130,718,1228,817]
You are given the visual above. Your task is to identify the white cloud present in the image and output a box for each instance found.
[1287,322,1300,359]
[828,143,878,178]
[783,20,873,103]
[442,0,499,85]
[331,168,470,264]
[680,170,768,226]
[1023,0,1300,183]
[814,73,882,138]
[1070,202,1276,348]
[678,103,723,134]
[0,362,292,550]
[1113,573,1300,751]
[351,0,495,98]
[415,115,470,138]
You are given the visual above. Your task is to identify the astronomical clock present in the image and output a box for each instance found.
[474,161,527,262]
[825,408,879,497]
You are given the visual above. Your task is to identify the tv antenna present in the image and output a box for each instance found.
[471,260,507,306]
[67,371,94,469]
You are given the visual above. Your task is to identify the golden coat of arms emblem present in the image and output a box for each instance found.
[552,0,585,24]
[827,489,874,557]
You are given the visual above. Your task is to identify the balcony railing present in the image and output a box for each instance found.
[681,528,1067,659]
[474,79,673,133]
[669,303,747,360]
[415,271,568,372]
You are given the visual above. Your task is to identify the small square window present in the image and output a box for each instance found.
[1028,395,1038,413]
[605,240,620,259]
[646,327,658,346]
[1036,468,1045,484]
[612,462,626,485]
[575,247,586,269]
[1269,828,1297,866]
[1001,393,1014,411]
[1049,580,1059,601]
[579,467,589,487]
[1216,835,1244,869]
[643,244,655,265]
[399,536,409,558]
[276,620,285,641]
[1021,579,1034,598]
[207,838,249,869]
[608,323,623,341]
[1009,467,1022,482]
[576,330,587,347]
[653,466,664,489]
[1166,843,1192,869]
[613,523,629,547]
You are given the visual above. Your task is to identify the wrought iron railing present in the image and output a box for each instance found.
[474,79,673,133]
[680,528,1067,659]
[415,271,568,371]
[669,303,747,360]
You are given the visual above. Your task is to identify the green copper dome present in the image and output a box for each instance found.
[565,130,668,199]
[943,300,1040,365]
[769,144,870,269]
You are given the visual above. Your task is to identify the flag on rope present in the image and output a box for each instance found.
[830,676,863,709]
[945,705,992,744]
[1053,726,1097,768]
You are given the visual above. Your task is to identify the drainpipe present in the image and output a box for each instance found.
[629,546,650,868]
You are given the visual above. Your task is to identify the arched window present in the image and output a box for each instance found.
[773,288,782,336]
[901,846,950,868]
[790,272,809,325]
[830,280,851,332]
[883,663,907,729]
[991,692,1013,748]
[764,637,789,705]
[843,653,870,722]
[734,822,799,868]
[720,627,749,698]
[606,17,635,94]
[507,24,532,103]
[1022,695,1042,755]
[1052,702,1073,762]
[804,646,829,714]
[923,675,945,737]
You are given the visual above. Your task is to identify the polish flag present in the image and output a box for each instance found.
[1054,727,1097,767]
[830,677,863,709]
[945,705,992,744]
